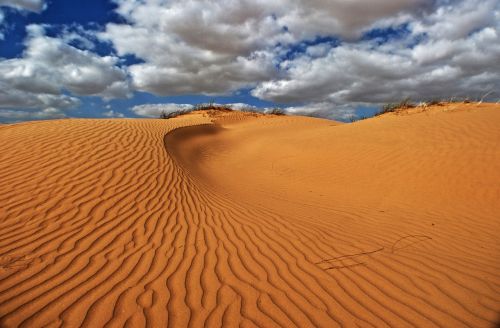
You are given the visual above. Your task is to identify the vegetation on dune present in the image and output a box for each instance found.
[192,101,233,112]
[159,92,496,121]
[375,98,415,116]
[347,115,369,123]
[159,102,233,119]
[159,110,190,119]
[374,93,496,119]
[267,107,286,116]
[159,103,287,119]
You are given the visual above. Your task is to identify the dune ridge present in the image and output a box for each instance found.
[1,103,499,327]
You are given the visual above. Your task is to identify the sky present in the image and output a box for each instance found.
[0,0,499,123]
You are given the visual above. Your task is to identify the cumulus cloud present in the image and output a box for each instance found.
[127,51,275,96]
[100,0,435,97]
[131,103,195,118]
[59,25,99,50]
[0,0,45,12]
[0,107,67,123]
[3,0,500,121]
[100,0,282,96]
[0,24,131,114]
[276,0,432,40]
[283,103,357,121]
[253,0,500,108]
[103,110,126,118]
[100,0,499,120]
[411,0,497,40]
[0,84,80,109]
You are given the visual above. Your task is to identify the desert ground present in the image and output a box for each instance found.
[0,102,499,327]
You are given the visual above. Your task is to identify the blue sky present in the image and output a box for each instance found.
[0,0,498,123]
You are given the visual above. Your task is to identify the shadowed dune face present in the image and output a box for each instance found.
[165,123,225,180]
[0,104,500,327]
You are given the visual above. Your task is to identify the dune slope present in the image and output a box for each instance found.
[1,104,499,327]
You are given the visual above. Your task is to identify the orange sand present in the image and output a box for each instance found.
[1,103,499,327]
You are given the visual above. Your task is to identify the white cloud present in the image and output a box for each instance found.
[253,0,500,106]
[101,0,435,97]
[103,110,125,118]
[226,103,261,112]
[0,0,45,12]
[411,0,497,40]
[131,103,195,118]
[3,0,500,122]
[0,25,131,114]
[0,107,66,123]
[0,83,80,109]
[101,5,280,96]
[127,51,275,95]
[276,0,432,40]
[59,25,98,50]
[101,0,499,113]
[283,102,357,121]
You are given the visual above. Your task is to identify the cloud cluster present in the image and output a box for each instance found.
[100,1,282,96]
[275,0,432,40]
[283,103,358,121]
[103,109,125,118]
[131,103,195,118]
[2,0,499,121]
[104,0,499,119]
[101,0,436,98]
[0,25,130,118]
[253,0,500,108]
[0,107,66,123]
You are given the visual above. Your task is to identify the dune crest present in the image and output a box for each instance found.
[1,103,499,327]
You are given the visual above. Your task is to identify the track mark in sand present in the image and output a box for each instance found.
[316,247,384,270]
[316,234,433,270]
[316,247,385,265]
[391,234,433,254]
[324,263,367,270]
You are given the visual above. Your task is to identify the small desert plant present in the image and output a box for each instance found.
[347,115,369,122]
[240,107,260,113]
[267,107,286,115]
[192,103,233,112]
[395,98,415,109]
[375,104,396,116]
[376,98,415,116]
[218,104,234,111]
[159,110,188,119]
[427,99,444,106]
[478,90,495,104]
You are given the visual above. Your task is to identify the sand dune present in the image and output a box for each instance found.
[1,103,499,327]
